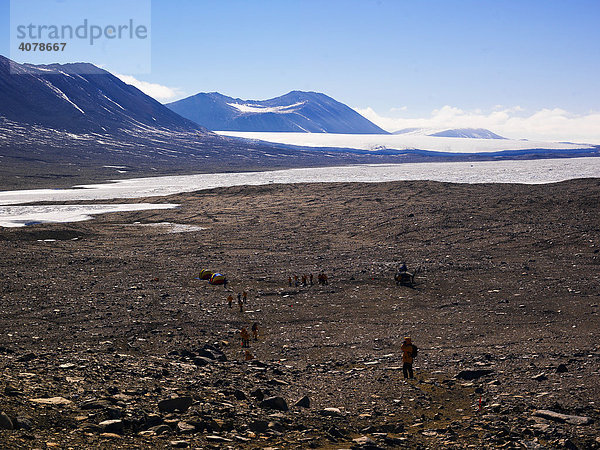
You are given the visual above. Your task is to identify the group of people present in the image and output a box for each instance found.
[287,272,329,287]
[289,273,313,287]
[227,291,248,311]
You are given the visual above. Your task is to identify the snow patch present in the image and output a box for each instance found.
[228,101,305,114]
[40,79,85,114]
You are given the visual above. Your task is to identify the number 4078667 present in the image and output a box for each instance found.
[18,42,67,51]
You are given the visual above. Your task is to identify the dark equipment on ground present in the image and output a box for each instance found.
[395,266,420,288]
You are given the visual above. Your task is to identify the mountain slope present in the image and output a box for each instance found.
[0,55,205,134]
[167,90,389,134]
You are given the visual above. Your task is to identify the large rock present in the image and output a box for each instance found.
[4,385,22,396]
[295,395,311,408]
[193,357,213,367]
[196,348,217,360]
[29,396,73,406]
[320,407,344,417]
[15,416,33,430]
[0,411,14,430]
[533,410,593,425]
[233,389,247,400]
[158,396,193,413]
[249,420,269,432]
[177,421,196,433]
[99,419,124,433]
[556,364,568,373]
[259,396,288,412]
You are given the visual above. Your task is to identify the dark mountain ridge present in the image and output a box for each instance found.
[0,55,206,134]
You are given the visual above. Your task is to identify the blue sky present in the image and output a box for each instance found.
[2,0,600,141]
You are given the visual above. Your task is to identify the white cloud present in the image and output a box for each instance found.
[114,73,183,102]
[355,105,600,144]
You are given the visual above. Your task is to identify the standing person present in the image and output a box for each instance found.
[251,322,259,340]
[240,327,250,348]
[293,275,299,287]
[238,295,244,312]
[242,291,248,304]
[401,337,416,379]
[227,294,233,308]
[309,273,313,286]
[288,276,292,287]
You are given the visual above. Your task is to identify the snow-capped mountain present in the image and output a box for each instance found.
[0,55,205,134]
[393,127,506,139]
[167,91,389,134]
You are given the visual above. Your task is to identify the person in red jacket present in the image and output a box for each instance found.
[401,337,415,379]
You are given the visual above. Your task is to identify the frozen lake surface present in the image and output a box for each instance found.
[216,131,592,153]
[0,204,178,228]
[1,157,599,227]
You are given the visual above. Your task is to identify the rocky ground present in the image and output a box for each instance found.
[0,179,599,449]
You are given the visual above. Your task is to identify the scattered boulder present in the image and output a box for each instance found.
[16,353,36,362]
[196,348,217,360]
[158,396,193,413]
[259,396,288,411]
[4,385,22,396]
[0,411,14,430]
[250,388,265,401]
[295,395,311,408]
[533,410,592,425]
[15,416,33,430]
[149,424,172,435]
[193,356,213,367]
[29,397,73,406]
[320,407,344,417]
[206,435,233,443]
[176,421,196,433]
[233,389,247,400]
[99,419,124,433]
[80,399,112,410]
[556,364,568,373]
[249,420,269,433]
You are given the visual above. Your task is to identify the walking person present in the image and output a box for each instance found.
[227,294,233,308]
[401,337,417,379]
[242,291,248,304]
[240,327,250,348]
[251,322,259,341]
[238,295,244,312]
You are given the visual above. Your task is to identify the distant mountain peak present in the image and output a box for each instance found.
[393,127,506,139]
[167,90,389,134]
